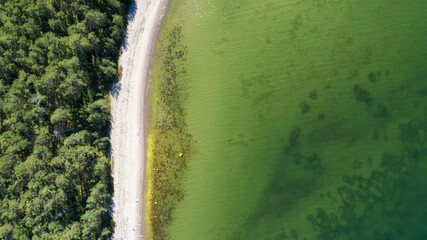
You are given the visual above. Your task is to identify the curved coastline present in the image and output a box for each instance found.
[110,0,171,239]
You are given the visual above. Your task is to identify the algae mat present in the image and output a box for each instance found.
[151,0,427,239]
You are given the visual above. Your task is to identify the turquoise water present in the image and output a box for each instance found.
[154,0,427,239]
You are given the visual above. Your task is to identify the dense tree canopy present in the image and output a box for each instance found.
[0,0,131,239]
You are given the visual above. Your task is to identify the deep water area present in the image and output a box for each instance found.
[149,0,427,239]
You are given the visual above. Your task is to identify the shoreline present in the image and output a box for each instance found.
[110,0,171,239]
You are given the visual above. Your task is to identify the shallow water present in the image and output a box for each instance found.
[153,0,427,239]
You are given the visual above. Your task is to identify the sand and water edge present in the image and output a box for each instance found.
[110,0,171,239]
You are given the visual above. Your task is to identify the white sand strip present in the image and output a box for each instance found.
[110,0,170,239]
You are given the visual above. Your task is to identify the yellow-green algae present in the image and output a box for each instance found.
[145,5,192,239]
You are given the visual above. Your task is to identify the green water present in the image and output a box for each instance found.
[157,0,427,239]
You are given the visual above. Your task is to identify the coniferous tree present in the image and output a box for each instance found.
[0,0,132,238]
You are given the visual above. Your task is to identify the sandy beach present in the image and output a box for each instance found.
[110,0,170,239]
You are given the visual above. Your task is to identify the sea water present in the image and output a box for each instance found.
[154,0,427,239]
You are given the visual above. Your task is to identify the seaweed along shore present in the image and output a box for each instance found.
[110,0,170,239]
[145,1,193,239]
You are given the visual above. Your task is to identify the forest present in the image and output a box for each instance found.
[0,0,131,239]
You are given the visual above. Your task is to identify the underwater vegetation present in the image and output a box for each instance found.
[285,127,324,176]
[146,24,192,240]
[309,90,318,100]
[353,84,373,106]
[228,59,427,239]
[300,101,312,114]
[368,72,377,83]
[306,111,427,240]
